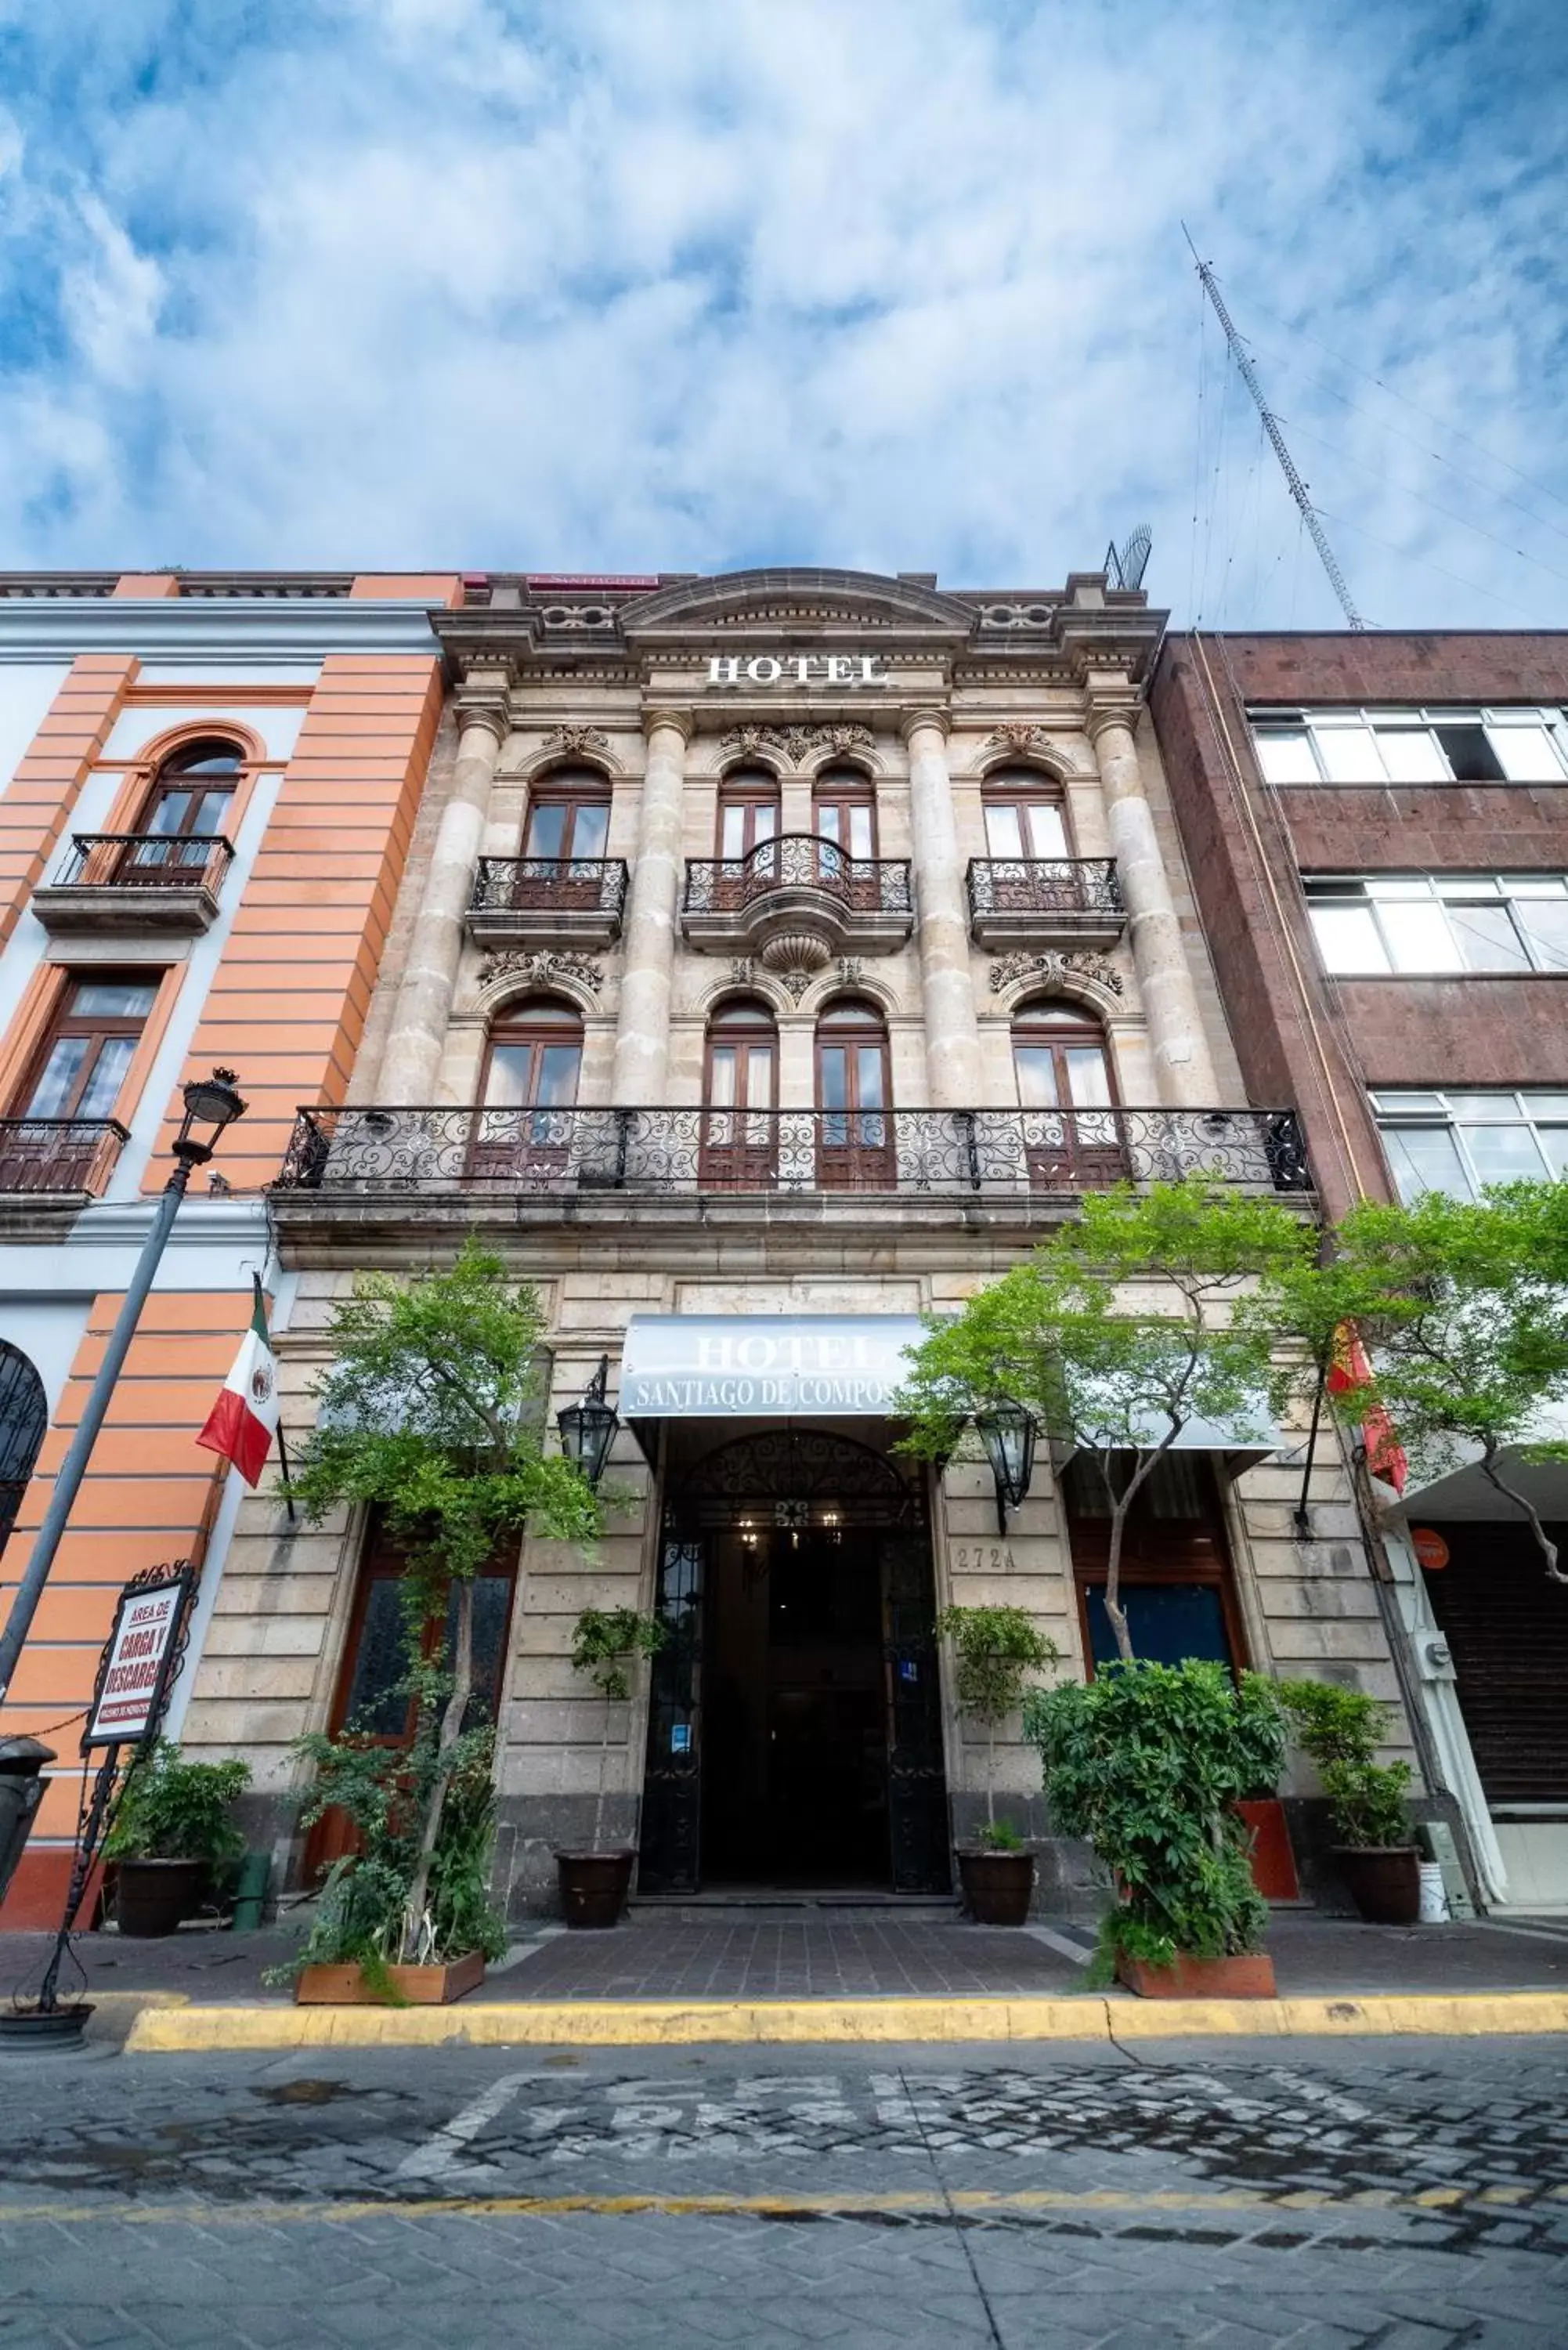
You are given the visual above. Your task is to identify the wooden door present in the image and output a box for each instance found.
[700,1002,778,1188]
[1012,1007,1128,1188]
[815,1002,894,1189]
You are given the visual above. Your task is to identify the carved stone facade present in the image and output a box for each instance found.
[175,566,1416,1922]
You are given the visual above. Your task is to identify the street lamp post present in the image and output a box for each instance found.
[0,1070,247,1705]
[974,1401,1037,1536]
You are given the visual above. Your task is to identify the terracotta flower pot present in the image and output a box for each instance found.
[956,1848,1035,1926]
[114,1858,208,1938]
[1116,1950,1277,1998]
[1335,1845,1421,1925]
[294,1952,486,2006]
[557,1848,635,1929]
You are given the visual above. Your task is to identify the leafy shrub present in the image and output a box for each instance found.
[1023,1660,1285,1976]
[105,1744,250,1867]
[939,1604,1059,1840]
[1277,1679,1413,1848]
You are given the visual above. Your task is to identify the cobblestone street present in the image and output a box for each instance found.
[1,2037,1564,2347]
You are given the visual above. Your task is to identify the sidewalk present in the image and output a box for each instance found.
[5,1905,1568,2046]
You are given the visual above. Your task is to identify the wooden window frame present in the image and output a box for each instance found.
[812,766,879,859]
[982,768,1073,860]
[9,971,161,1121]
[478,998,584,1109]
[716,770,782,859]
[523,767,612,862]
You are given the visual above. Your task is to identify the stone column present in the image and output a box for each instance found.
[377,682,508,1104]
[611,710,691,1103]
[1087,692,1219,1105]
[903,708,984,1107]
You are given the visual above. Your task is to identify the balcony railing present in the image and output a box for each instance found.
[684,836,913,917]
[276,1104,1310,1199]
[0,1117,130,1195]
[966,858,1122,920]
[471,857,629,921]
[53,832,233,894]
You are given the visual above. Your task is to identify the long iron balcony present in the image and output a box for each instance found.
[466,856,629,949]
[31,833,234,935]
[0,1117,130,1195]
[965,857,1125,949]
[276,1103,1310,1198]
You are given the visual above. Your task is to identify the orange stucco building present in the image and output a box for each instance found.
[0,570,458,1924]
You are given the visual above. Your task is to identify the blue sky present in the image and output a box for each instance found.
[1,0,1565,628]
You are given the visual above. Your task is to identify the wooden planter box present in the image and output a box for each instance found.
[1116,1950,1277,1999]
[294,1951,486,2006]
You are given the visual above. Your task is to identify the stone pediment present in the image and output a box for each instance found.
[619,568,974,644]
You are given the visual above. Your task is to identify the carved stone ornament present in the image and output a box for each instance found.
[543,724,612,760]
[836,956,864,987]
[988,950,1125,997]
[987,724,1050,758]
[478,949,604,998]
[720,721,874,769]
[761,932,831,994]
[729,956,757,984]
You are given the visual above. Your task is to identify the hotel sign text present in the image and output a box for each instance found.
[706,654,887,689]
[620,1314,925,1418]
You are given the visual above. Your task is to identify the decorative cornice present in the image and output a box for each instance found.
[476,948,604,999]
[719,721,874,771]
[543,724,611,761]
[0,601,443,664]
[988,949,1125,998]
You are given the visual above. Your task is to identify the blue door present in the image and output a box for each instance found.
[1084,1582,1232,1669]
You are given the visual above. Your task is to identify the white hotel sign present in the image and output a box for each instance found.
[620,1314,926,1417]
[706,654,888,688]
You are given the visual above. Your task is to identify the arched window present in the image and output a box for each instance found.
[129,738,244,879]
[1011,1000,1125,1187]
[813,765,877,860]
[701,999,778,1188]
[983,766,1069,861]
[523,765,611,863]
[717,767,780,862]
[471,996,582,1182]
[0,1340,46,1558]
[815,998,893,1188]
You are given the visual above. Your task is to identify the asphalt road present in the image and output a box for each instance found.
[0,2035,1564,2347]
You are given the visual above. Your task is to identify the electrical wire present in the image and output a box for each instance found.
[1313,503,1547,627]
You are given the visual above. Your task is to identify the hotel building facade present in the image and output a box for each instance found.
[1,566,1422,1924]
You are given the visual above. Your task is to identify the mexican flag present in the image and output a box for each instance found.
[196,1277,280,1488]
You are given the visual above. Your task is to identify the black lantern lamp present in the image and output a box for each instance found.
[172,1067,248,1170]
[975,1400,1036,1535]
[558,1355,618,1489]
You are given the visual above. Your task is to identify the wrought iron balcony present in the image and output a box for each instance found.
[966,858,1125,949]
[466,857,629,949]
[682,835,914,964]
[276,1103,1310,1202]
[0,1117,129,1195]
[31,833,234,935]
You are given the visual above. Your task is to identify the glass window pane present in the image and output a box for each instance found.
[816,804,842,845]
[1448,903,1531,972]
[847,807,874,859]
[818,1047,847,1112]
[708,1047,736,1108]
[1379,900,1463,972]
[985,804,1025,858]
[484,1045,533,1108]
[721,805,746,859]
[1314,726,1384,783]
[191,789,233,835]
[751,802,778,841]
[1537,1128,1568,1177]
[1523,1092,1568,1117]
[23,1036,89,1118]
[1064,1047,1112,1108]
[1013,1047,1060,1108]
[534,1045,580,1107]
[569,802,609,859]
[526,803,567,858]
[343,1579,410,1737]
[1380,1123,1472,1202]
[1253,730,1320,784]
[1375,729,1449,783]
[1024,804,1068,857]
[75,1035,135,1119]
[1464,1123,1548,1186]
[1489,725,1566,782]
[1310,904,1388,974]
[747,1045,773,1106]
[855,1047,885,1109]
[71,981,158,1018]
[147,791,193,837]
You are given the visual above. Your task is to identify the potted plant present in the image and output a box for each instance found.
[280,1722,508,2005]
[556,1607,667,1929]
[1277,1679,1419,1925]
[1024,1658,1287,1996]
[104,1743,251,1938]
[938,1605,1058,1925]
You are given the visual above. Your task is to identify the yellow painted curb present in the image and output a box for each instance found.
[123,1990,1568,2054]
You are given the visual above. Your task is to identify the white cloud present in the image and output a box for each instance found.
[0,0,1563,629]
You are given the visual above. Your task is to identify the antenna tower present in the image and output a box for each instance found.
[1183,226,1366,630]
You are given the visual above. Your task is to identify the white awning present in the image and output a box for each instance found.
[620,1314,926,1419]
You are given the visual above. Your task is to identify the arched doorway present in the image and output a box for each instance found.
[639,1427,948,1895]
[469,995,583,1180]
[1011,999,1128,1186]
[699,998,778,1188]
[0,1342,46,1558]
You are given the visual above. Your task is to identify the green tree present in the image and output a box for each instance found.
[569,1607,667,1851]
[897,1183,1314,1661]
[1259,1181,1568,1585]
[938,1605,1059,1842]
[291,1242,605,1951]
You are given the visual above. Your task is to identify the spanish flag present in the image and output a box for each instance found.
[196,1276,280,1488]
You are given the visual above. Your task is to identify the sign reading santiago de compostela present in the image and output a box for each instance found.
[706,654,888,687]
[620,1315,926,1417]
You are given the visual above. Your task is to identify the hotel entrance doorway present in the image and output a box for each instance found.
[638,1426,950,1895]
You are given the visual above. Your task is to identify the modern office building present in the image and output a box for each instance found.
[1151,629,1568,1910]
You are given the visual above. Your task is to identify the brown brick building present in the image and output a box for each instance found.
[1151,630,1568,1911]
